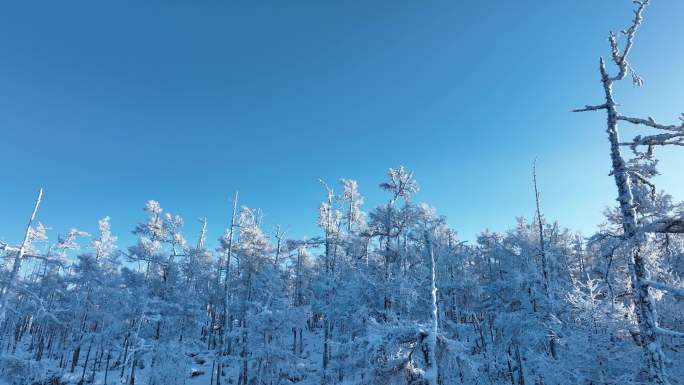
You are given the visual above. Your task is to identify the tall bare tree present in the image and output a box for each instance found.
[574,1,684,382]
[0,188,43,322]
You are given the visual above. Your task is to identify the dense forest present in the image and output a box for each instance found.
[2,1,684,384]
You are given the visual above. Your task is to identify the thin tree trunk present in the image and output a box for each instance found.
[424,232,438,385]
[598,57,669,384]
[532,161,549,295]
[104,352,110,385]
[0,188,43,321]
[78,342,92,385]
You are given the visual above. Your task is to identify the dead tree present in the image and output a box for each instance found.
[532,161,559,360]
[0,188,43,322]
[532,160,549,295]
[423,231,439,385]
[574,1,684,383]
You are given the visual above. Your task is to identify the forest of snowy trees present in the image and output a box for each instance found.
[2,1,684,384]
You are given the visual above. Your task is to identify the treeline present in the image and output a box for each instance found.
[0,163,683,385]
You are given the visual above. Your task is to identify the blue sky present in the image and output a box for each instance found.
[1,0,683,247]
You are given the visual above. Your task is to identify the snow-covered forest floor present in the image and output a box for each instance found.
[1,325,331,385]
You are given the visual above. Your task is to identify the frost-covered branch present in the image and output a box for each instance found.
[642,279,684,297]
[572,104,610,112]
[655,327,684,338]
[608,0,649,82]
[0,242,19,253]
[618,114,684,149]
[641,218,684,234]
[620,132,684,148]
[628,170,656,199]
[617,114,684,132]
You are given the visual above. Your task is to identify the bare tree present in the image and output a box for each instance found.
[0,188,43,322]
[219,191,239,358]
[423,231,439,385]
[273,225,285,266]
[532,160,549,296]
[574,1,684,382]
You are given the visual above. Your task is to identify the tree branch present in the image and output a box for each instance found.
[609,0,649,81]
[642,279,684,297]
[620,132,684,148]
[656,327,684,338]
[628,170,656,199]
[641,218,684,234]
[573,104,609,113]
[617,115,684,132]
[0,242,19,253]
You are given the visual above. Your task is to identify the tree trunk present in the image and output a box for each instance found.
[424,232,438,385]
[0,188,42,321]
[599,58,669,384]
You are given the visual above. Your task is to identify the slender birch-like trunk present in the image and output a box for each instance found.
[424,232,438,385]
[532,161,549,295]
[0,188,43,322]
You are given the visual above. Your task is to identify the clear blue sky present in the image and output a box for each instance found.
[1,0,683,247]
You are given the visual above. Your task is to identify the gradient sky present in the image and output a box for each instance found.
[1,0,683,248]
